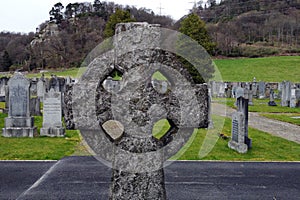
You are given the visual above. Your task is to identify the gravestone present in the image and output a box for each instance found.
[247,83,254,106]
[72,22,211,200]
[230,87,251,152]
[30,97,42,116]
[40,89,65,137]
[2,72,37,137]
[252,77,258,98]
[281,81,291,107]
[37,78,45,100]
[258,81,265,99]
[296,89,300,108]
[49,74,60,91]
[268,89,277,106]
[211,81,217,97]
[290,88,297,108]
[228,111,248,153]
[0,77,9,101]
[3,85,9,113]
[218,82,225,97]
[30,78,38,96]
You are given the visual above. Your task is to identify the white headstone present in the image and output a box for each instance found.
[40,89,65,137]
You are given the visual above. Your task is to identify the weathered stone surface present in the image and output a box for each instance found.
[30,97,42,116]
[228,111,248,153]
[2,72,37,137]
[102,120,124,140]
[73,22,211,200]
[40,89,65,137]
[63,84,75,130]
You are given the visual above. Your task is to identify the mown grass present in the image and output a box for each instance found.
[218,98,300,113]
[174,116,300,161]
[0,113,80,160]
[26,68,82,79]
[261,113,300,126]
[213,56,300,82]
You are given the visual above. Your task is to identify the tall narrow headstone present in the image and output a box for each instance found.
[231,87,251,151]
[40,89,65,137]
[290,88,297,108]
[258,81,265,99]
[296,89,300,108]
[228,112,248,153]
[30,97,42,116]
[37,78,45,100]
[2,72,37,137]
[281,81,291,107]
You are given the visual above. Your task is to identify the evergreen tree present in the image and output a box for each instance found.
[0,51,12,71]
[177,13,215,83]
[49,2,65,23]
[179,13,215,54]
[103,9,135,38]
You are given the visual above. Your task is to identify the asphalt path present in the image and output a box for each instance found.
[1,156,300,200]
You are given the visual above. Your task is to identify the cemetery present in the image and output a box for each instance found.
[0,22,299,199]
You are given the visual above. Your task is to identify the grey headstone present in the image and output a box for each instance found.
[2,72,37,137]
[290,88,296,108]
[30,97,41,116]
[258,81,265,99]
[228,111,248,153]
[268,89,277,106]
[281,81,291,107]
[40,89,65,137]
[37,78,45,100]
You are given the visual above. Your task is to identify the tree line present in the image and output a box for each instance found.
[198,0,300,56]
[0,1,174,72]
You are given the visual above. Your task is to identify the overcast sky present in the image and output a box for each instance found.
[0,0,197,33]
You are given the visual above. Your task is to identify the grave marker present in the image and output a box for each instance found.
[2,72,37,137]
[228,112,248,153]
[40,89,65,137]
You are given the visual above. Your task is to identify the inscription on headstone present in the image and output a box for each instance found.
[2,72,37,137]
[40,89,65,137]
[228,112,248,153]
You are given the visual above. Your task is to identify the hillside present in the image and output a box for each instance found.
[1,0,300,71]
[0,1,174,71]
[198,0,300,57]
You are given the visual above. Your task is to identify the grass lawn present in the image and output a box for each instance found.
[213,56,300,82]
[174,116,300,161]
[261,113,300,126]
[218,98,300,113]
[26,68,82,79]
[0,113,80,160]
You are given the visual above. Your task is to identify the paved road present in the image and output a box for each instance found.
[1,156,300,200]
[212,102,300,144]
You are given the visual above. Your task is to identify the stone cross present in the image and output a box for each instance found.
[72,22,211,200]
[2,72,37,137]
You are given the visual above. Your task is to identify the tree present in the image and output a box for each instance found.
[49,2,65,23]
[178,13,215,83]
[0,51,12,71]
[103,8,135,38]
[179,13,215,54]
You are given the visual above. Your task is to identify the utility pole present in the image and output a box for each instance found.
[157,1,164,16]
